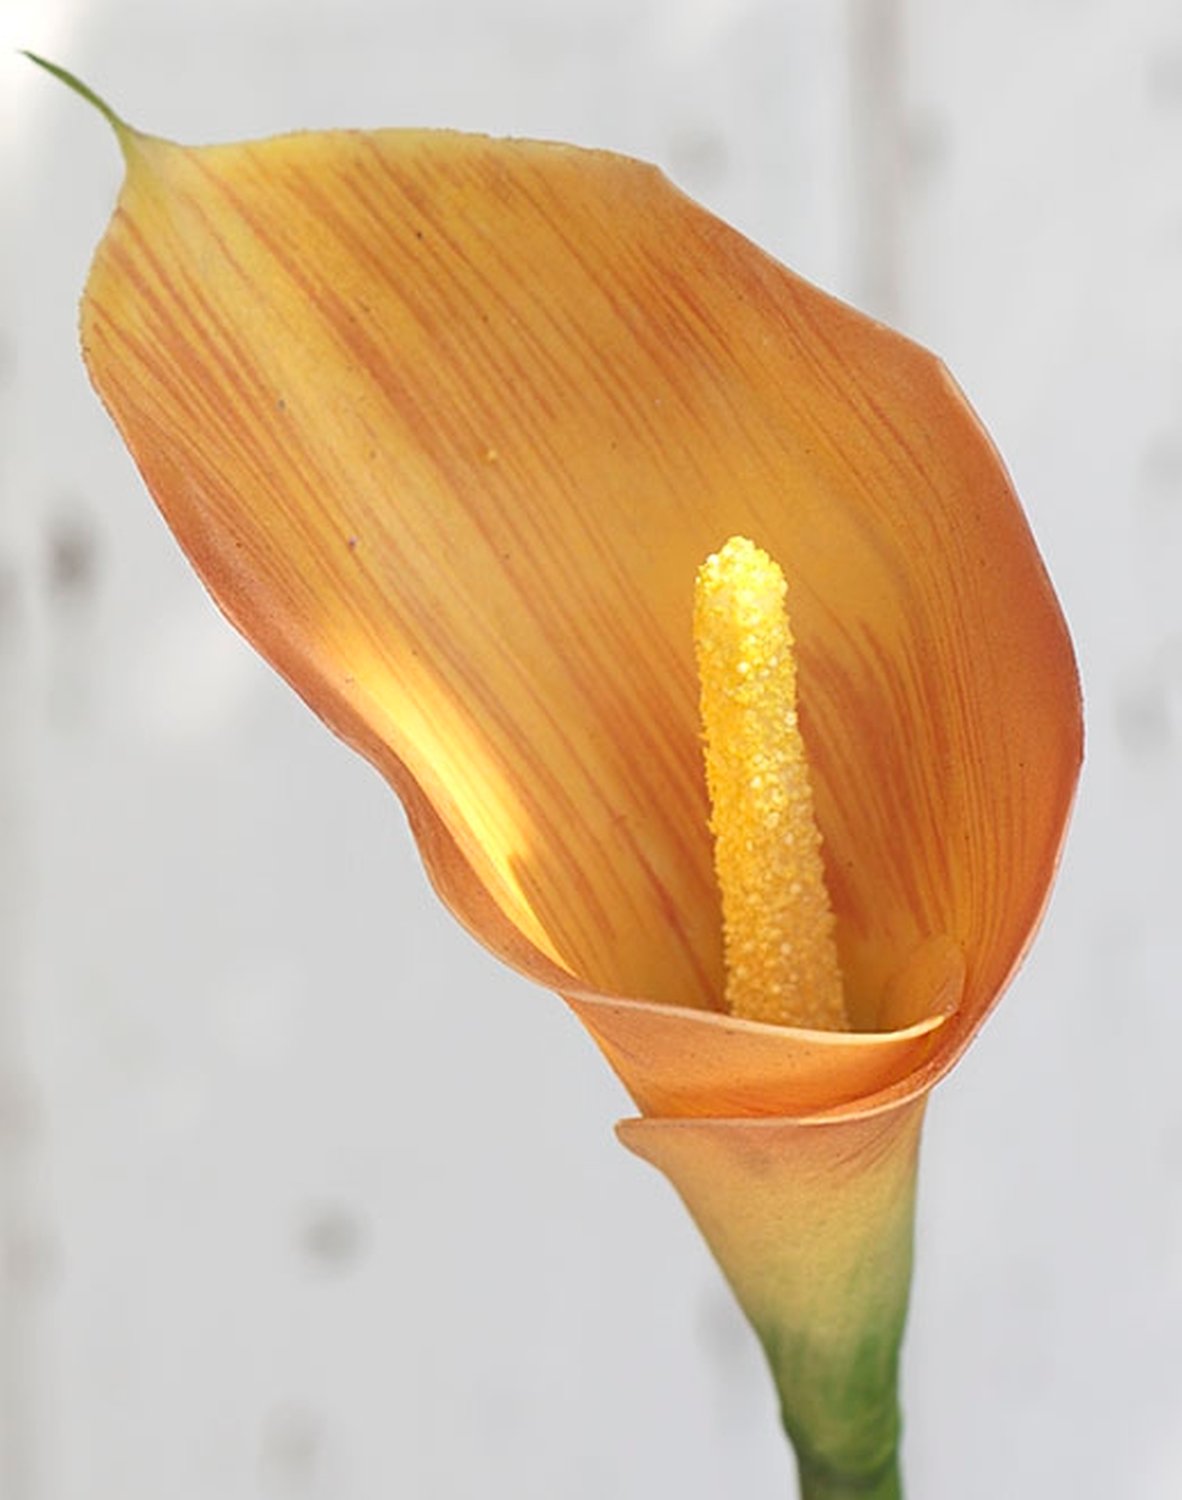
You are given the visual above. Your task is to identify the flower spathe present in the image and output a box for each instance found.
[64,76,1081,1495]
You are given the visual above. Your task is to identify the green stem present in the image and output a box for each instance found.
[746,1113,919,1500]
[797,1448,903,1500]
[617,1101,924,1500]
[769,1331,905,1500]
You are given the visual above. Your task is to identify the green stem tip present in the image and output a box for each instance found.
[22,52,131,145]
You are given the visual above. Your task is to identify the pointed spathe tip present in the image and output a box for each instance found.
[22,51,136,157]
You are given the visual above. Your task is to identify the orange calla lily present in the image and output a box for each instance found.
[44,57,1081,1499]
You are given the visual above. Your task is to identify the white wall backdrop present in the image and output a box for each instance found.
[4,1,1182,1496]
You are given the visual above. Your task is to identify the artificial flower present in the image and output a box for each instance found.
[42,56,1082,1496]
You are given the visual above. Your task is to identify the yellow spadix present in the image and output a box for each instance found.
[695,535,847,1030]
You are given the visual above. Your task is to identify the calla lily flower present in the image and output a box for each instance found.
[44,57,1081,1499]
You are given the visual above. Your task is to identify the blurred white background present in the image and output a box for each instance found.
[3,1,1181,1496]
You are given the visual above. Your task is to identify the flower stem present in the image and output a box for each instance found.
[619,1103,923,1500]
[766,1319,906,1500]
[797,1447,903,1500]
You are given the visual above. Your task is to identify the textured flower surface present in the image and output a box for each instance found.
[67,84,1081,1497]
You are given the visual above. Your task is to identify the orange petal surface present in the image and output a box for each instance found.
[81,125,1082,1119]
[568,935,964,1118]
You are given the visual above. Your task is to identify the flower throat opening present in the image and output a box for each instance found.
[694,536,848,1031]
